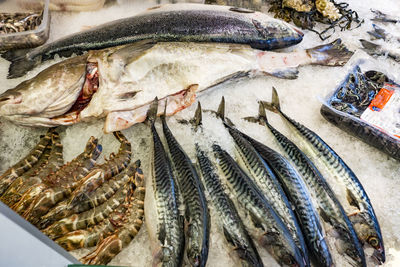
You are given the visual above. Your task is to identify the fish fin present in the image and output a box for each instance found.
[243,116,261,124]
[146,97,159,126]
[368,24,387,40]
[259,87,281,116]
[346,189,360,210]
[217,96,225,120]
[307,39,354,66]
[189,102,203,129]
[264,68,299,79]
[107,39,156,65]
[319,208,332,224]
[360,39,382,55]
[229,7,255,13]
[2,49,39,79]
[160,98,168,121]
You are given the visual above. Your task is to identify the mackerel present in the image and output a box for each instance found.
[3,3,303,79]
[234,126,332,266]
[212,143,306,267]
[161,105,210,267]
[262,87,385,263]
[189,103,263,267]
[144,98,185,267]
[254,99,365,266]
[213,97,309,265]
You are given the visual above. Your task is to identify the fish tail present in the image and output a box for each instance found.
[307,39,354,66]
[360,39,382,55]
[160,98,168,121]
[189,102,203,128]
[216,96,225,120]
[2,49,39,79]
[260,87,281,114]
[146,97,159,125]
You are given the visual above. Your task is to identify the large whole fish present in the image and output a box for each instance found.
[2,3,303,79]
[0,39,353,133]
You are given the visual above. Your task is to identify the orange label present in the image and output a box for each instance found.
[368,88,394,112]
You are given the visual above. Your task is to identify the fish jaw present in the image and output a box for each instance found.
[104,84,198,133]
[0,55,88,126]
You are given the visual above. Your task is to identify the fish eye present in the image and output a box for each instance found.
[282,254,294,265]
[368,236,379,247]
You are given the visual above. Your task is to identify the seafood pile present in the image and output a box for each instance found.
[0,11,43,34]
[0,130,145,265]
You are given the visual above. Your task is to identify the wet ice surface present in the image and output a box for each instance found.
[0,0,399,266]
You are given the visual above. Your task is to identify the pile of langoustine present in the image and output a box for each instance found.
[0,130,145,265]
[143,92,384,267]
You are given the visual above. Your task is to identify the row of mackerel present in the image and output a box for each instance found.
[262,89,385,263]
[188,104,263,266]
[214,98,309,265]
[212,100,330,266]
[256,88,366,266]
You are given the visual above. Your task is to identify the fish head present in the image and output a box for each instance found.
[250,15,304,50]
[351,212,385,264]
[0,55,93,127]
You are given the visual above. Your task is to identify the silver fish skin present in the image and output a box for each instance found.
[0,39,353,132]
[195,144,263,267]
[263,89,385,263]
[256,102,365,266]
[212,144,306,267]
[145,99,185,267]
[227,125,310,265]
[3,3,303,79]
[161,115,210,267]
[236,130,332,267]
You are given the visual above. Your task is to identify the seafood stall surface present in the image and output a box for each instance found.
[0,0,399,267]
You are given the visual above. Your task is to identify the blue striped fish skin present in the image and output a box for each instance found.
[259,111,366,267]
[261,87,384,263]
[161,117,210,267]
[195,144,263,267]
[212,144,306,267]
[227,126,309,265]
[237,130,332,267]
[148,115,185,267]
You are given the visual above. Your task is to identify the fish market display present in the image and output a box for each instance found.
[214,100,331,266]
[321,65,400,160]
[212,144,306,266]
[265,88,385,263]
[0,39,353,133]
[144,99,185,267]
[255,96,365,266]
[161,105,210,267]
[2,3,304,79]
[212,98,308,264]
[0,128,53,196]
